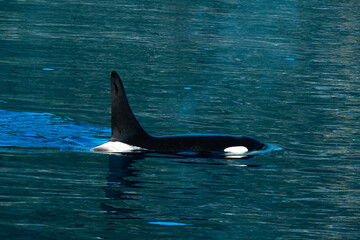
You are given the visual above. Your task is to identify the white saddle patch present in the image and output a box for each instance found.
[224,146,248,154]
[92,141,145,152]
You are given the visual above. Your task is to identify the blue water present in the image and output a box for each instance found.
[1,0,360,239]
[0,110,109,152]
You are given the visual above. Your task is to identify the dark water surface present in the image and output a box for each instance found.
[1,0,360,239]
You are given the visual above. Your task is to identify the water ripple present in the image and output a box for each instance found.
[0,110,109,152]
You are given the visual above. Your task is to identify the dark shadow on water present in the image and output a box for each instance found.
[100,153,270,219]
[100,151,274,219]
[104,154,144,199]
[100,153,149,219]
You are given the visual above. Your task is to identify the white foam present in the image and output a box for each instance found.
[92,141,145,153]
[224,146,248,154]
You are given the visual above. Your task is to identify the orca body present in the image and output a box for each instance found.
[93,71,266,155]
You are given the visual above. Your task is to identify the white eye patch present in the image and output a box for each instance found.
[224,146,248,154]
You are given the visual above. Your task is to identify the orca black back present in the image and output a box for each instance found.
[93,71,266,154]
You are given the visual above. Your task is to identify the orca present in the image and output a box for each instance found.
[93,71,266,155]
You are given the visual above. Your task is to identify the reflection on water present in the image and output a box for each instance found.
[1,151,359,239]
[101,154,144,221]
[101,153,275,229]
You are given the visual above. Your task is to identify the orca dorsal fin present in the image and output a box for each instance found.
[110,71,149,142]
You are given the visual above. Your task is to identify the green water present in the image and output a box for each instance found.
[1,0,359,239]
